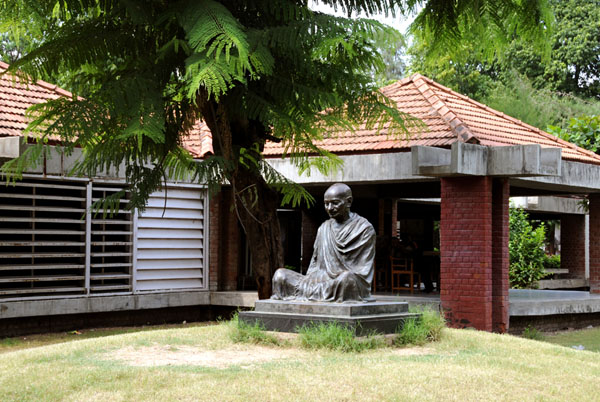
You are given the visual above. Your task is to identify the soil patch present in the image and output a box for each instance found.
[110,343,304,368]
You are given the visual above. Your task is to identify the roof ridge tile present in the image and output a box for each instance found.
[422,77,600,160]
[409,74,478,144]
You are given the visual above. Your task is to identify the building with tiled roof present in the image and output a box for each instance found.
[3,61,600,336]
[264,74,600,165]
[0,61,72,139]
[0,62,216,331]
[0,61,212,157]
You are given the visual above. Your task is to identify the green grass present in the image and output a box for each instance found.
[227,313,283,346]
[544,326,600,352]
[0,322,211,354]
[297,321,386,352]
[395,308,446,346]
[1,322,600,401]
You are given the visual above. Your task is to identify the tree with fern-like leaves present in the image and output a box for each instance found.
[0,0,551,298]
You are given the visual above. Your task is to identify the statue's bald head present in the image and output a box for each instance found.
[324,183,353,222]
[325,183,352,200]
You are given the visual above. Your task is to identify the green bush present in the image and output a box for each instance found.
[548,115,600,153]
[543,254,561,269]
[228,312,282,346]
[509,207,548,289]
[395,309,446,346]
[297,322,385,353]
[521,325,544,341]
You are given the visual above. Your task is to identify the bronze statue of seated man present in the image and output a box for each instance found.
[271,183,376,302]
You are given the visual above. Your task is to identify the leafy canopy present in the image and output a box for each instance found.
[0,0,553,212]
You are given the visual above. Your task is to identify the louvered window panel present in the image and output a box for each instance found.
[90,184,133,294]
[136,187,205,291]
[0,178,87,298]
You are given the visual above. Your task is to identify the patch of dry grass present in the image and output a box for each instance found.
[0,323,598,401]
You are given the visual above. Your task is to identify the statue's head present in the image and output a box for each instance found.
[324,183,352,222]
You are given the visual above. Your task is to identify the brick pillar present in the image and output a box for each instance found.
[220,189,240,291]
[560,214,586,278]
[491,179,510,333]
[208,192,222,291]
[589,195,600,293]
[208,189,241,291]
[440,176,493,331]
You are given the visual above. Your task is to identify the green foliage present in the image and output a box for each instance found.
[509,207,548,289]
[543,254,561,270]
[372,30,407,87]
[0,0,554,297]
[409,0,600,131]
[297,322,385,353]
[484,74,600,130]
[408,36,498,101]
[521,325,544,341]
[228,312,282,346]
[548,115,600,153]
[410,0,552,64]
[394,308,445,346]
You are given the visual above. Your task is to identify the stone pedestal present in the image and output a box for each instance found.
[239,300,418,336]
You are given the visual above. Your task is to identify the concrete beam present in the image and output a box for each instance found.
[512,160,600,193]
[0,136,22,159]
[0,291,210,319]
[511,196,586,215]
[267,152,435,185]
[413,143,561,177]
[509,289,600,316]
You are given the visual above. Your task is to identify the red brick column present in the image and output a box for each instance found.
[560,214,586,278]
[589,195,600,293]
[208,189,241,291]
[208,192,222,291]
[491,179,510,333]
[440,176,493,331]
[221,189,240,291]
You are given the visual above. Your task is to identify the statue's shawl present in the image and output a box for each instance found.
[298,212,375,301]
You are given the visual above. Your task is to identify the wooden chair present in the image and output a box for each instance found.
[390,256,421,294]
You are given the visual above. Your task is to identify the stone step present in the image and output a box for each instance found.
[254,299,409,316]
[240,300,416,335]
[537,278,589,290]
[545,268,568,275]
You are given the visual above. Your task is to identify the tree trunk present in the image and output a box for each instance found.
[231,165,284,299]
[198,95,283,299]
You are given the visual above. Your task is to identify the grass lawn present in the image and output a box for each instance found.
[1,322,599,401]
[544,326,600,352]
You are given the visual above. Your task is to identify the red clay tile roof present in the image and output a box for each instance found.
[263,73,600,165]
[181,120,214,158]
[0,61,213,157]
[0,60,73,138]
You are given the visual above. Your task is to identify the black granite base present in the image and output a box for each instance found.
[239,300,418,336]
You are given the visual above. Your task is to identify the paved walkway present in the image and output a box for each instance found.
[215,289,600,317]
[373,289,600,317]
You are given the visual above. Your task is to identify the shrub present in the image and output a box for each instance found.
[522,325,544,341]
[548,115,600,153]
[228,312,281,346]
[509,207,548,289]
[395,308,446,346]
[297,322,385,353]
[543,254,561,269]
